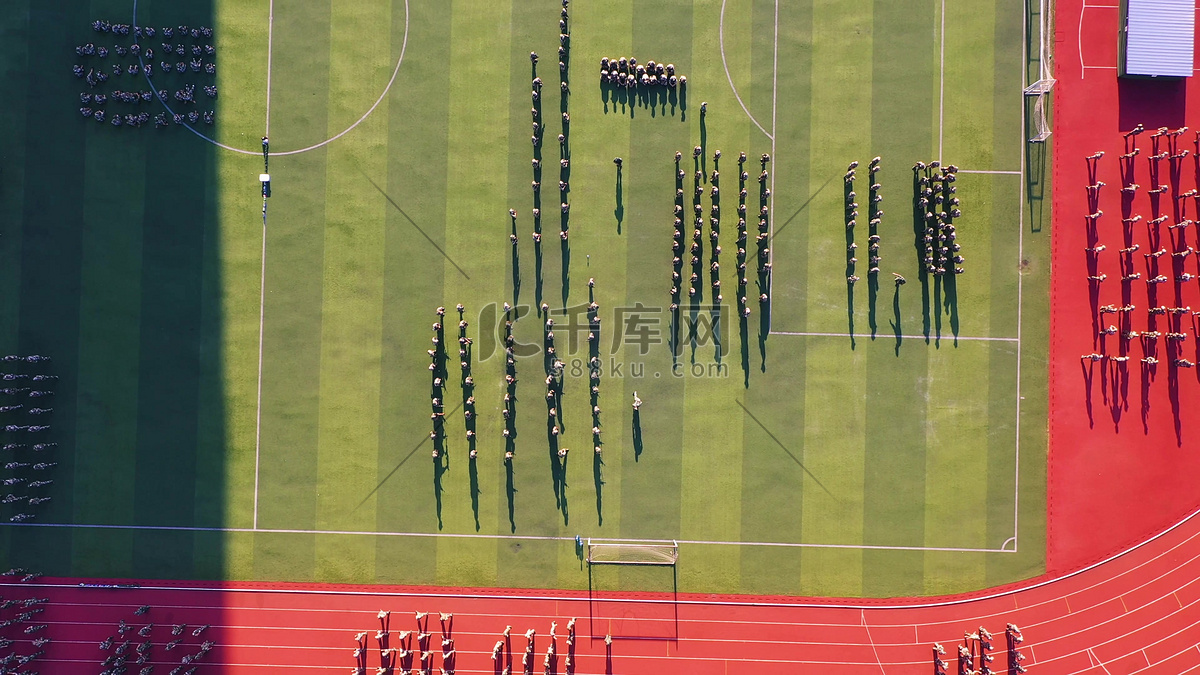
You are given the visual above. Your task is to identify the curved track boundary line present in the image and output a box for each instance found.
[132,0,410,156]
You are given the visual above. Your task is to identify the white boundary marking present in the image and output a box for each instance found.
[7,503,1200,613]
[252,211,268,529]
[768,0,779,327]
[958,169,1022,175]
[770,330,1019,343]
[131,0,410,157]
[719,0,773,141]
[0,521,1012,553]
[938,0,946,161]
[264,0,274,136]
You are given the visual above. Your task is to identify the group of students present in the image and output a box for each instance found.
[1082,127,1200,370]
[74,18,217,129]
[669,147,772,318]
[0,357,56,524]
[352,610,469,675]
[932,623,1026,675]
[98,605,214,675]
[913,161,965,278]
[599,56,686,90]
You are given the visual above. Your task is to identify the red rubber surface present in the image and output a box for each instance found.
[1,506,1199,673]
[1047,0,1200,576]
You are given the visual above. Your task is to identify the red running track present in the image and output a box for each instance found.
[4,1,1200,674]
[1,506,1200,673]
[1048,0,1200,577]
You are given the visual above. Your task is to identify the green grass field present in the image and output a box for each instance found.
[0,0,1049,598]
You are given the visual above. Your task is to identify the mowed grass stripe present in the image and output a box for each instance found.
[0,0,28,355]
[798,0,872,597]
[674,0,757,595]
[0,0,29,568]
[617,0,691,559]
[861,0,935,597]
[497,0,561,576]
[208,2,271,534]
[561,0,631,549]
[435,0,513,588]
[739,0,813,595]
[989,0,1046,586]
[12,0,98,574]
[70,128,145,575]
[374,0,450,586]
[254,0,333,577]
[312,0,393,584]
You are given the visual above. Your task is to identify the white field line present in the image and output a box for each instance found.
[1014,0,1031,552]
[265,0,274,135]
[0,521,1010,553]
[719,0,773,141]
[132,0,410,156]
[252,211,267,530]
[769,330,1019,343]
[957,169,1023,175]
[939,0,946,161]
[767,0,778,328]
[6,504,1200,613]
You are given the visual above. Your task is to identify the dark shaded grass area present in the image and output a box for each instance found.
[0,0,225,580]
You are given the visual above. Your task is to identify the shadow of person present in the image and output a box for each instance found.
[757,297,769,372]
[534,240,544,313]
[614,167,624,233]
[561,238,572,308]
[891,284,903,355]
[632,409,643,461]
[1080,359,1095,428]
[469,454,481,532]
[739,311,750,387]
[601,82,610,114]
[593,450,604,525]
[846,282,856,349]
[867,273,879,339]
[433,446,447,530]
[504,452,517,532]
[945,273,960,345]
[511,223,522,305]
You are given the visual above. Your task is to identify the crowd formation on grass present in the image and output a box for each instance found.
[1080,125,1200,369]
[669,146,773,319]
[932,623,1026,675]
[0,355,58,525]
[0,569,49,674]
[352,610,596,675]
[840,157,966,289]
[97,604,215,675]
[74,20,217,129]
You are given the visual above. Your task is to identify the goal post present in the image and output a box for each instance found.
[586,539,679,566]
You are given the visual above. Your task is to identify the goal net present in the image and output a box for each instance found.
[1029,94,1052,142]
[586,539,679,566]
[1023,0,1055,96]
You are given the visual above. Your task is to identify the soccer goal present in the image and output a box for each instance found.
[1028,94,1052,143]
[1023,0,1055,96]
[586,539,679,566]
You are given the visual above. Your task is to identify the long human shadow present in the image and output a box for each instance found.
[632,409,643,461]
[469,456,480,531]
[739,312,750,387]
[593,451,604,525]
[559,454,570,525]
[561,238,571,308]
[944,274,960,344]
[846,283,856,350]
[758,292,769,371]
[614,167,623,233]
[505,451,517,532]
[511,221,521,306]
[534,241,544,313]
[891,285,903,355]
[867,274,879,339]
[932,274,944,346]
[433,445,447,530]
